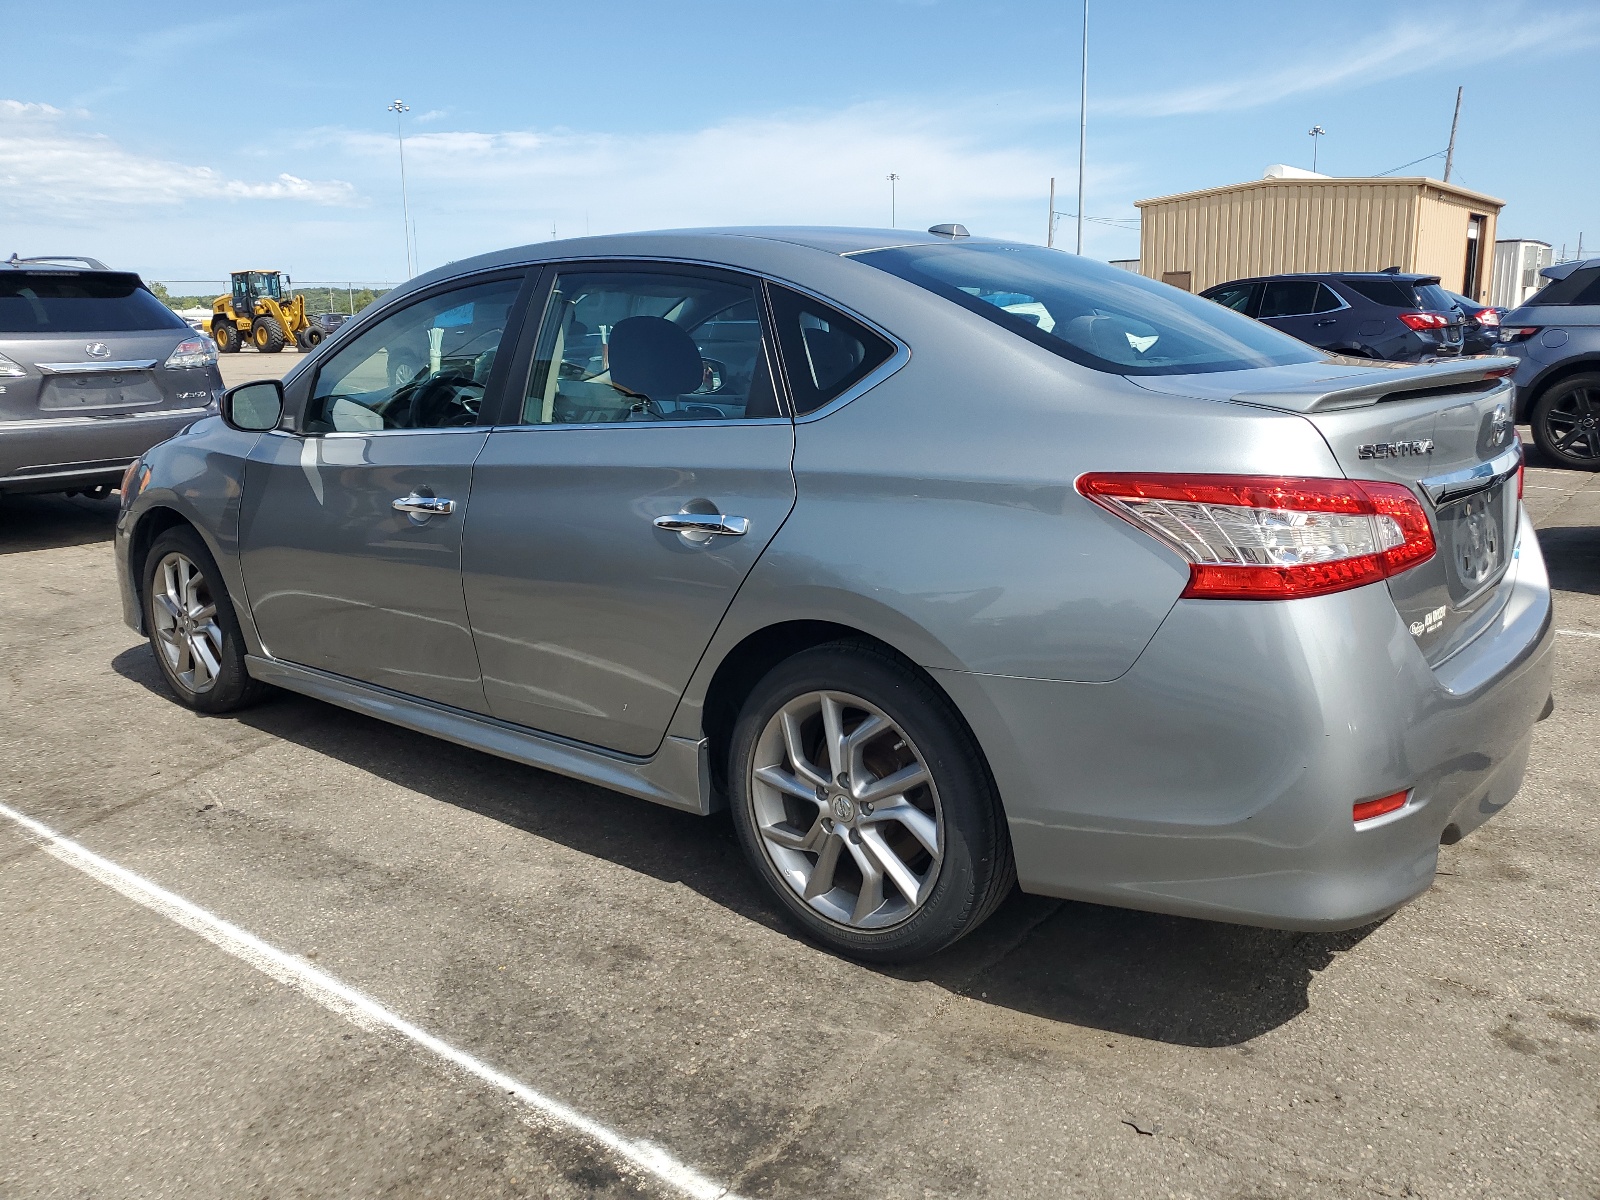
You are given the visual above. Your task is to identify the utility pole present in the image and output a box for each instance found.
[886,173,900,227]
[1308,125,1326,173]
[387,100,414,279]
[1047,176,1056,247]
[1076,0,1088,254]
[1443,86,1462,183]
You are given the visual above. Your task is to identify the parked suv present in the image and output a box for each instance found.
[1202,271,1465,361]
[1498,257,1600,469]
[0,261,222,497]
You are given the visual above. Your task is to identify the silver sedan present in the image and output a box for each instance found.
[113,227,1553,961]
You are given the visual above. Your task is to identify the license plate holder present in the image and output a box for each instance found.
[1437,478,1512,601]
[40,372,164,411]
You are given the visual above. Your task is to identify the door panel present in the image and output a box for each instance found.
[463,422,796,755]
[239,428,491,711]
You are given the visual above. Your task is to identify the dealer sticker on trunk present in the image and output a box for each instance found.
[1409,606,1447,637]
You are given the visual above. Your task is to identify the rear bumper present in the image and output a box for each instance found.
[937,509,1554,931]
[0,405,214,493]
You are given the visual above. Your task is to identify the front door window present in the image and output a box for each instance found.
[309,278,521,432]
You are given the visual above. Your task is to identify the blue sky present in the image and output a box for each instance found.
[2,0,1595,287]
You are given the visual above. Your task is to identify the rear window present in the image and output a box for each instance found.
[0,272,187,333]
[1527,267,1600,307]
[1342,277,1453,312]
[855,243,1320,375]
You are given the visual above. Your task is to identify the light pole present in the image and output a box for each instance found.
[1308,125,1326,174]
[1076,0,1089,255]
[387,99,414,278]
[886,173,900,228]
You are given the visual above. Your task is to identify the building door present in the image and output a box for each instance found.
[1463,215,1486,300]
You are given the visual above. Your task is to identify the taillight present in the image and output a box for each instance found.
[1077,474,1436,600]
[1397,311,1449,331]
[164,338,218,369]
[1517,460,1525,500]
[1499,326,1540,344]
[1474,308,1500,327]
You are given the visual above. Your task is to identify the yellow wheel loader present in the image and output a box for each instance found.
[207,270,322,353]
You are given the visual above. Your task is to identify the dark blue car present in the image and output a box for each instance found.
[1498,257,1600,469]
[1201,271,1465,362]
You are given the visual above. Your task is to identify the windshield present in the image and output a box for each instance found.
[854,242,1321,375]
[0,272,187,334]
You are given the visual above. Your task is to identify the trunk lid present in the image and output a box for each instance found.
[1133,356,1523,667]
[0,328,215,423]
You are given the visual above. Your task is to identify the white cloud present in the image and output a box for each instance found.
[1100,9,1599,117]
[335,101,1127,248]
[0,100,357,216]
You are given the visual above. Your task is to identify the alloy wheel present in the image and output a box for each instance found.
[749,690,944,930]
[151,551,224,694]
[1543,386,1600,462]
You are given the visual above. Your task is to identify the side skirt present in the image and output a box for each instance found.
[244,655,715,815]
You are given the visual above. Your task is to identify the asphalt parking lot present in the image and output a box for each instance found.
[1,440,1597,1200]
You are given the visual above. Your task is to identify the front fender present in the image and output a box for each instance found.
[117,416,264,651]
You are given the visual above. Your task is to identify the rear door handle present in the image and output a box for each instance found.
[392,494,456,515]
[653,512,749,537]
[1314,318,1337,326]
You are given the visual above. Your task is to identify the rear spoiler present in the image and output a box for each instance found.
[1230,357,1517,414]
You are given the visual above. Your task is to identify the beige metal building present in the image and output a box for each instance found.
[1134,175,1504,302]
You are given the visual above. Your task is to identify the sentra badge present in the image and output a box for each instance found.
[1357,439,1435,459]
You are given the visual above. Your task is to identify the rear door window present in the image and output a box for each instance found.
[1259,280,1322,318]
[767,286,896,414]
[520,267,783,424]
[857,242,1320,375]
[0,273,188,333]
[1313,284,1344,312]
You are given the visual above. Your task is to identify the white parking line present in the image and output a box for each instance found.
[1557,628,1600,639]
[0,799,742,1200]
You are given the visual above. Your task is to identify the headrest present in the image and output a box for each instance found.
[608,316,703,400]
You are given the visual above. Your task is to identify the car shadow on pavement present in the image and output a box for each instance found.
[1538,525,1600,596]
[0,493,119,555]
[111,643,1377,1048]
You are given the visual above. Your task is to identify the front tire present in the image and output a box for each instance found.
[213,321,240,353]
[252,315,286,353]
[1531,372,1600,470]
[728,641,1014,963]
[143,527,268,713]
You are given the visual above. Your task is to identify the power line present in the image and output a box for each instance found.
[1373,149,1447,177]
[1053,210,1140,228]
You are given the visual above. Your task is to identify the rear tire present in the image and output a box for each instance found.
[213,321,240,353]
[728,640,1014,963]
[252,316,286,353]
[1531,372,1600,471]
[143,526,268,714]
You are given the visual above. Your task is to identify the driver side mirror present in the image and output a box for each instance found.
[221,380,284,432]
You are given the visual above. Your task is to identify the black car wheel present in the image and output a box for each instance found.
[728,640,1015,963]
[1531,372,1600,471]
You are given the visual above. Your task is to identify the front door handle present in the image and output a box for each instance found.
[392,494,456,516]
[653,512,749,537]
